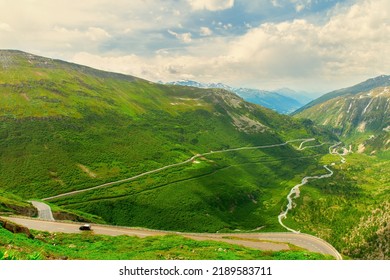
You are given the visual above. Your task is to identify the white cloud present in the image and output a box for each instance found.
[73,0,390,92]
[200,27,213,36]
[0,0,191,55]
[72,52,147,77]
[223,23,233,30]
[224,0,390,89]
[188,0,234,11]
[0,0,388,92]
[0,23,12,32]
[51,26,110,43]
[168,30,192,43]
[271,0,283,8]
[295,4,305,12]
[295,0,313,12]
[85,27,111,41]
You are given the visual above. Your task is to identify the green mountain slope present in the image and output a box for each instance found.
[0,190,36,216]
[285,152,390,260]
[291,77,390,259]
[295,86,389,152]
[0,50,334,232]
[1,50,388,259]
[295,87,389,134]
[293,75,390,114]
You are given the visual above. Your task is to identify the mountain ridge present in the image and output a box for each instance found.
[0,49,141,82]
[293,75,390,114]
[0,50,333,233]
[1,50,388,260]
[163,80,312,114]
[294,76,390,152]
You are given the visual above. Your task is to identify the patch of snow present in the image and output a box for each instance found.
[346,102,353,114]
[362,98,373,114]
[336,113,344,126]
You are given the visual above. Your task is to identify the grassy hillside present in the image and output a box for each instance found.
[283,151,389,259]
[295,86,389,153]
[291,77,389,259]
[295,87,389,135]
[0,190,36,216]
[293,75,390,114]
[0,50,334,232]
[53,145,329,232]
[0,227,333,260]
[1,50,387,260]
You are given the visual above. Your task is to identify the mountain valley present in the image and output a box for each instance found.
[0,50,334,230]
[292,76,389,259]
[0,50,388,260]
[164,80,312,114]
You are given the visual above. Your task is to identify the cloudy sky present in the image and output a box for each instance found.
[0,0,389,94]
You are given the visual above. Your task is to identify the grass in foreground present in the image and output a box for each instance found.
[0,227,333,260]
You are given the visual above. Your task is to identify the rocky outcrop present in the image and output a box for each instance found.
[0,218,33,238]
[52,211,90,222]
[0,203,37,217]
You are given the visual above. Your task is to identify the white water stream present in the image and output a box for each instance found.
[278,141,347,233]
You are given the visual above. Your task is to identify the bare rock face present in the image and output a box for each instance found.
[52,211,90,222]
[297,87,390,136]
[0,218,33,238]
[0,203,38,217]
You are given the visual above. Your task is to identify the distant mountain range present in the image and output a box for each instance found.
[273,87,313,105]
[163,80,313,114]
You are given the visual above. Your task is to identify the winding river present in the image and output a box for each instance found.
[278,141,347,233]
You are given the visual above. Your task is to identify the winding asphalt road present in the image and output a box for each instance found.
[21,138,343,260]
[42,138,314,201]
[2,216,342,259]
[29,201,55,221]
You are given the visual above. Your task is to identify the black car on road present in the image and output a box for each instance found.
[79,224,91,231]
